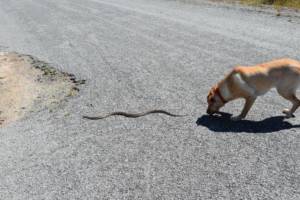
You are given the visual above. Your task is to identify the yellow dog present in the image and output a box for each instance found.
[207,58,300,120]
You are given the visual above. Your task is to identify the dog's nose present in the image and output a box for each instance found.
[206,109,212,114]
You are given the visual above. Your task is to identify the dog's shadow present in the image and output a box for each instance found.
[196,112,300,133]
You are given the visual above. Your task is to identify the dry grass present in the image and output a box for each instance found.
[240,0,300,9]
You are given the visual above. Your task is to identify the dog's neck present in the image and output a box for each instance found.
[217,82,231,103]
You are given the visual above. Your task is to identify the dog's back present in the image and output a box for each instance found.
[232,59,300,95]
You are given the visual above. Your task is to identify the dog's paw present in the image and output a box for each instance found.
[282,109,295,118]
[282,109,290,114]
[231,115,243,121]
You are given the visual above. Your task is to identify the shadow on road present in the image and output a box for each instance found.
[196,112,300,133]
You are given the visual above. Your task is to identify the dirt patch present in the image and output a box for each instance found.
[0,52,84,127]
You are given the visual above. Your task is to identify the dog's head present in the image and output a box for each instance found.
[206,85,226,115]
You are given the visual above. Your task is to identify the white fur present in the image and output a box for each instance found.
[219,83,231,100]
[232,73,256,96]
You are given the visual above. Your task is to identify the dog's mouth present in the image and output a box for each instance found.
[207,109,218,115]
[209,111,232,118]
[207,110,224,117]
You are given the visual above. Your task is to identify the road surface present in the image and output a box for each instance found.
[0,0,299,199]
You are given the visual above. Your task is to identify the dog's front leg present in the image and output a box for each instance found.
[231,96,256,121]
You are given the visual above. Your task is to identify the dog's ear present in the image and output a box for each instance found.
[207,93,211,103]
[207,90,211,103]
[212,85,218,93]
[207,87,216,103]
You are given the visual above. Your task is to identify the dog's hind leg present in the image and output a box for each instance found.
[277,88,300,118]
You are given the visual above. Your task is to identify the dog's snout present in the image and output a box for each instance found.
[207,109,212,115]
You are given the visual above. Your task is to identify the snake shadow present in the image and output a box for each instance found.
[196,112,300,133]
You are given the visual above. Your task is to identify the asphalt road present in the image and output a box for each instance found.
[0,0,299,199]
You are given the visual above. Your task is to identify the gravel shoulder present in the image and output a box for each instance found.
[0,52,81,127]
